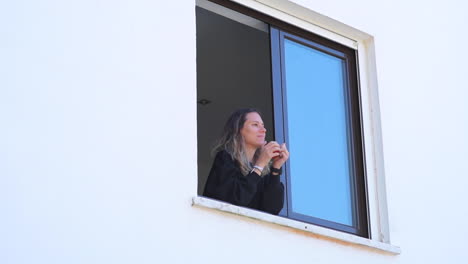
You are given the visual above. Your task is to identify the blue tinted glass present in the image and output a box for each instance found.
[284,38,353,226]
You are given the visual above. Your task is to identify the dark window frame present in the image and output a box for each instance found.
[272,29,369,237]
[203,0,370,238]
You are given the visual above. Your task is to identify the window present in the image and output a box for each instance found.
[197,0,369,238]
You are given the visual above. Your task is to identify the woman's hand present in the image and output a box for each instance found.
[272,143,289,169]
[256,141,281,168]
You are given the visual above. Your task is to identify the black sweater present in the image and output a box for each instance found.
[203,150,284,215]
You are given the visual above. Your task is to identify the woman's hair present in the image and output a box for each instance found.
[212,108,269,176]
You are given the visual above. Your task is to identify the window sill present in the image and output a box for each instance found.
[192,196,401,255]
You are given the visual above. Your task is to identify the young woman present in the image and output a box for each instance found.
[203,108,289,215]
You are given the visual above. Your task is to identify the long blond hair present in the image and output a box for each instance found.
[212,108,269,176]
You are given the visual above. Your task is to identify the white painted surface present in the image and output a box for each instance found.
[1,0,468,264]
[192,197,401,254]
[234,0,359,48]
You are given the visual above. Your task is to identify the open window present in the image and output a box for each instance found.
[196,0,369,238]
[196,1,274,195]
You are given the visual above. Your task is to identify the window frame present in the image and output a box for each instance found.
[195,0,393,246]
[271,28,369,237]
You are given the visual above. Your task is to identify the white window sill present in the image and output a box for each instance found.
[192,196,401,255]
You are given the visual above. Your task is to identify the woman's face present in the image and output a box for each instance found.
[240,112,266,149]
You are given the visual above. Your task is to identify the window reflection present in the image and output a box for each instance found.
[284,38,354,226]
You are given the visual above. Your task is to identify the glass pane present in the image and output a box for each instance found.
[284,38,353,226]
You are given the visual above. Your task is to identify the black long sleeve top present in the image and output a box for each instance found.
[203,150,284,215]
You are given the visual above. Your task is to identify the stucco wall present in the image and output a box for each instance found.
[1,0,467,263]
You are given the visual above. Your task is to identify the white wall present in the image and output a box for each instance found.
[295,0,468,261]
[0,0,197,263]
[1,0,467,263]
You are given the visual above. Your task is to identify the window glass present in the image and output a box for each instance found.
[283,38,354,226]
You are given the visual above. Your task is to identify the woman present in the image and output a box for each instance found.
[203,108,289,215]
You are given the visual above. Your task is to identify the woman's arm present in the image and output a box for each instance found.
[260,143,289,214]
[260,172,284,215]
[203,151,263,206]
